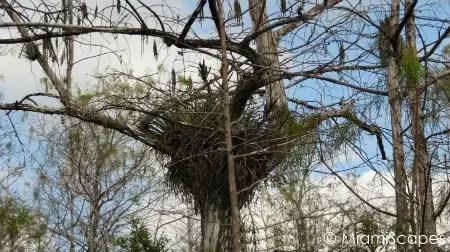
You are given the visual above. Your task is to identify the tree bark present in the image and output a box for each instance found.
[404,1,437,251]
[248,0,287,109]
[87,203,100,252]
[387,1,409,251]
[87,159,101,252]
[216,0,241,250]
[187,207,194,252]
[201,204,226,251]
[68,192,76,252]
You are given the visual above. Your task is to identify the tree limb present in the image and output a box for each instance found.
[207,0,221,36]
[136,0,165,32]
[0,102,162,151]
[0,22,262,63]
[274,0,342,42]
[434,187,450,218]
[392,0,418,43]
[1,0,71,105]
[419,26,450,61]
[124,0,148,30]
[320,154,397,217]
[178,0,207,42]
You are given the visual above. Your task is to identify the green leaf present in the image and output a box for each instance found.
[77,93,95,105]
[443,44,450,56]
[400,46,425,89]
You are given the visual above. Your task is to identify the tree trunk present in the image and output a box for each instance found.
[63,0,74,94]
[387,1,409,251]
[187,207,194,252]
[201,204,226,251]
[64,1,76,251]
[248,0,287,109]
[68,192,76,252]
[87,203,100,252]
[404,1,437,251]
[215,0,241,250]
[87,164,101,252]
[9,236,14,252]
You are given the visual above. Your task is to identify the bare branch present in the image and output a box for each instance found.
[274,0,342,42]
[1,0,71,105]
[177,0,207,42]
[136,0,165,32]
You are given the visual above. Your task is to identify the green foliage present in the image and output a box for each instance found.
[327,120,358,150]
[279,181,297,203]
[68,129,81,142]
[115,217,171,252]
[74,70,154,107]
[424,67,450,127]
[376,16,394,67]
[399,46,425,89]
[177,75,192,87]
[0,197,46,247]
[283,112,321,138]
[157,64,166,73]
[359,215,379,235]
[352,214,380,252]
[77,93,95,106]
[443,44,450,56]
[282,110,357,154]
[40,77,53,93]
[272,225,284,249]
[375,16,405,67]
[66,122,142,175]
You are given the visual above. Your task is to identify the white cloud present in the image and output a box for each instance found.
[0,0,218,103]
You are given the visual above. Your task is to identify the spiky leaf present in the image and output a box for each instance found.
[61,48,65,65]
[81,2,88,19]
[117,0,121,14]
[234,0,242,23]
[376,16,394,67]
[339,42,345,65]
[153,40,158,60]
[280,0,287,14]
[171,68,176,94]
[199,8,204,26]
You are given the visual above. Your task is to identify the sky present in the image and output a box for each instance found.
[1,0,450,250]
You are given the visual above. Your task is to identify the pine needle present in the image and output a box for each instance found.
[153,40,158,60]
[234,0,242,23]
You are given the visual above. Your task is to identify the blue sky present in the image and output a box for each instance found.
[1,0,450,229]
[0,0,431,189]
[2,2,450,250]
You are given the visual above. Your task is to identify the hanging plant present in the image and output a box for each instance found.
[22,43,39,61]
[116,0,121,14]
[60,48,65,65]
[375,16,404,67]
[339,42,345,66]
[399,46,424,90]
[171,68,176,94]
[376,16,393,67]
[153,40,158,60]
[81,2,88,20]
[234,0,242,23]
[199,6,204,26]
[280,0,287,14]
